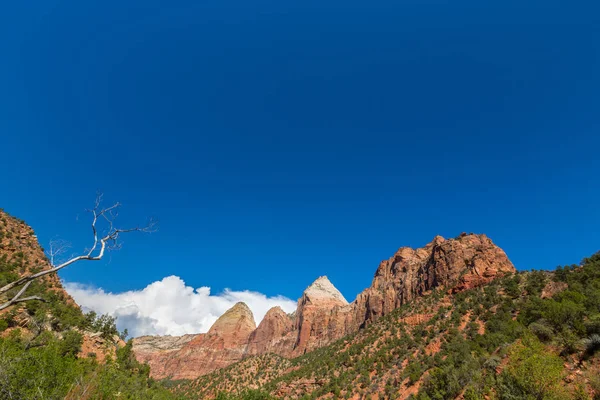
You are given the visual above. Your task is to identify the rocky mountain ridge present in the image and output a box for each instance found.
[133,233,515,380]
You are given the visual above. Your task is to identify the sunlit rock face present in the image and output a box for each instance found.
[133,302,256,380]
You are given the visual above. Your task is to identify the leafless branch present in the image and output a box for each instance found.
[47,239,72,267]
[0,281,46,311]
[0,193,156,311]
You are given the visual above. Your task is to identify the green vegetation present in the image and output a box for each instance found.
[0,215,181,399]
[498,335,567,399]
[0,330,180,399]
[178,251,600,400]
[411,252,600,400]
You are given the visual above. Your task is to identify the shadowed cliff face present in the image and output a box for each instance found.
[133,233,515,380]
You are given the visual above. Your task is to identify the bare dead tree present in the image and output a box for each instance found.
[0,194,156,311]
[47,238,72,267]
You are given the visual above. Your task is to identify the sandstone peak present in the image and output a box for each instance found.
[264,306,286,317]
[303,276,348,305]
[231,301,252,313]
[208,301,256,337]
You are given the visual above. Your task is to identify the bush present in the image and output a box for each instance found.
[83,311,120,339]
[503,335,567,399]
[528,321,554,342]
[59,330,83,357]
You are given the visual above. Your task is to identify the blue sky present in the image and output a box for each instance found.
[1,0,599,310]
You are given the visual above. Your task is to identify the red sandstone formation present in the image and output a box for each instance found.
[246,306,295,356]
[133,233,516,379]
[292,276,349,355]
[135,302,256,380]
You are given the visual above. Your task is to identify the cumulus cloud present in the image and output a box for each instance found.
[64,276,297,338]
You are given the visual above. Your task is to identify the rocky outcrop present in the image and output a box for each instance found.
[133,233,516,379]
[133,302,257,380]
[132,334,200,376]
[0,209,74,306]
[78,331,127,363]
[207,302,257,346]
[246,306,295,356]
[541,280,568,299]
[349,233,515,328]
[293,276,349,355]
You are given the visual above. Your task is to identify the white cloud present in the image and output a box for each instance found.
[63,276,297,338]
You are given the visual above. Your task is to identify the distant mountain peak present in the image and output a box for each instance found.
[303,276,348,305]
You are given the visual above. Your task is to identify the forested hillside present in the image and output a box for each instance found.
[177,253,600,399]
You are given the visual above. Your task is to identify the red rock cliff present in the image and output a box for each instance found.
[134,302,256,380]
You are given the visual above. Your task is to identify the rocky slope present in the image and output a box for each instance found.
[178,256,600,400]
[0,210,67,300]
[133,233,515,380]
[0,209,122,362]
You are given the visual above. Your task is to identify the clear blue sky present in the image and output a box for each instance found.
[1,0,598,301]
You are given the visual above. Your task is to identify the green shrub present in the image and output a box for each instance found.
[528,321,554,342]
[502,335,567,399]
[59,330,83,357]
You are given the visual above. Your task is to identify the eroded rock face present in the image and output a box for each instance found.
[132,334,200,377]
[293,276,349,355]
[134,302,257,380]
[207,302,257,346]
[350,233,516,328]
[246,306,295,356]
[133,233,515,379]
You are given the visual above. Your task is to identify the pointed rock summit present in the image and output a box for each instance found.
[294,276,349,355]
[302,276,348,305]
[134,302,257,380]
[208,302,256,344]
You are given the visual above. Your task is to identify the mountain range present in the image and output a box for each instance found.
[132,233,515,380]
